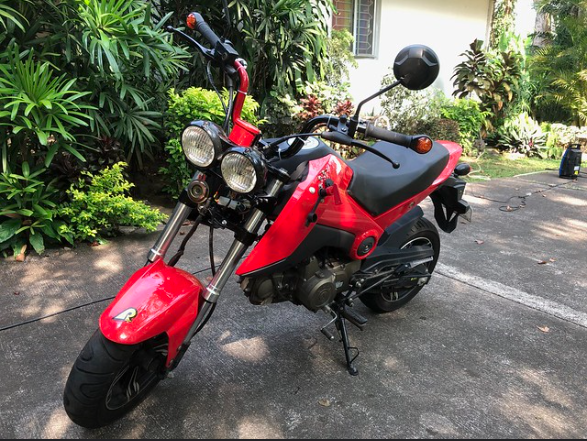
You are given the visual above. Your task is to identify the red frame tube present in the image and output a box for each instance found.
[228,60,261,147]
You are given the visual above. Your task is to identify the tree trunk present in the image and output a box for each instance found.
[532,0,552,48]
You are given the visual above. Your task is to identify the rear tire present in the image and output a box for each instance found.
[359,217,440,313]
[63,329,167,429]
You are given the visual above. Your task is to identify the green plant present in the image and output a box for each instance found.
[490,0,518,50]
[496,112,547,157]
[324,29,358,93]
[452,39,523,131]
[441,99,490,154]
[529,0,587,126]
[379,72,448,134]
[158,138,193,196]
[0,163,72,259]
[2,0,190,170]
[76,0,189,167]
[59,162,167,243]
[540,121,587,158]
[231,0,331,111]
[0,0,28,32]
[0,49,94,169]
[414,119,461,144]
[165,88,261,137]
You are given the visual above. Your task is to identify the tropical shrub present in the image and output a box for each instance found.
[0,163,73,260]
[288,81,354,122]
[452,39,523,131]
[413,119,461,144]
[541,122,587,158]
[0,0,28,32]
[0,49,94,169]
[528,0,587,126]
[489,0,518,51]
[496,112,547,157]
[165,88,261,137]
[324,29,358,95]
[379,75,447,134]
[59,163,167,243]
[2,0,189,171]
[155,0,331,112]
[441,99,490,155]
[229,0,331,110]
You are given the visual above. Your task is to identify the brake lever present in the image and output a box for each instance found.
[321,131,400,169]
[166,26,215,61]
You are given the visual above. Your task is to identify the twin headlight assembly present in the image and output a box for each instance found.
[181,121,266,195]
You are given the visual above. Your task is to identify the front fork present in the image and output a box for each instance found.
[148,175,285,370]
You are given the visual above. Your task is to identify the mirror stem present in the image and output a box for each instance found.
[349,80,402,137]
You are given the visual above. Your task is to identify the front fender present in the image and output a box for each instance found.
[99,259,205,366]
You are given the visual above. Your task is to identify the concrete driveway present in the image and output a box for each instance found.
[0,171,586,438]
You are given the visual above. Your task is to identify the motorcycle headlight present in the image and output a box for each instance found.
[181,121,223,169]
[220,149,266,194]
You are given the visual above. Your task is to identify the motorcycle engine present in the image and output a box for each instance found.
[241,257,361,311]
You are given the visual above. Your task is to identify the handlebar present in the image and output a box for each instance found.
[187,12,221,48]
[363,123,413,147]
[270,114,433,161]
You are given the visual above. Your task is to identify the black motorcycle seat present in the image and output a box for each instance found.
[347,141,450,216]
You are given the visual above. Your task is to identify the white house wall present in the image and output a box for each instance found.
[348,0,493,112]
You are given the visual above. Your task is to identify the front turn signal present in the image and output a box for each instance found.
[186,12,198,30]
[411,136,433,154]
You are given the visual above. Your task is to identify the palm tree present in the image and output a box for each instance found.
[529,0,587,125]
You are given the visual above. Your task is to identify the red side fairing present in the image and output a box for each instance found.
[237,155,384,276]
[100,259,205,366]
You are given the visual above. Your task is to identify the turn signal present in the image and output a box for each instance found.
[186,12,197,30]
[412,136,433,154]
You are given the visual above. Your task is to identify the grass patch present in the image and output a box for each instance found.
[461,149,575,180]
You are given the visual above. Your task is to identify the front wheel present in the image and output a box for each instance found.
[359,217,440,313]
[63,329,168,429]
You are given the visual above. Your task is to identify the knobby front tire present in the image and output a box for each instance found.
[63,329,167,429]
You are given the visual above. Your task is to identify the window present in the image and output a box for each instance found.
[332,0,378,57]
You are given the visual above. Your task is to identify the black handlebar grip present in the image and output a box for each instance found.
[365,123,414,148]
[190,12,221,48]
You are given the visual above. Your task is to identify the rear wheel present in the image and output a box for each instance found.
[63,329,167,429]
[359,218,440,313]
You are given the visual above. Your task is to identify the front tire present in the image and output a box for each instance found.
[63,329,167,429]
[359,217,440,313]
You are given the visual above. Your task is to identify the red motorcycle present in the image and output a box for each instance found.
[63,10,472,429]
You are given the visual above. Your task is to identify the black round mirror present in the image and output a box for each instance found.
[393,45,440,91]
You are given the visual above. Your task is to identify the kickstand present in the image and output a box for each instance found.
[335,308,360,376]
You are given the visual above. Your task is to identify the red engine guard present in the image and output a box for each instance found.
[100,259,205,366]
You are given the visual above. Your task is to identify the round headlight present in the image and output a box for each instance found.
[181,122,221,168]
[221,150,265,194]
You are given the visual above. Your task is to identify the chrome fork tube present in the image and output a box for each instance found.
[205,178,283,303]
[147,202,192,263]
[183,178,284,344]
[147,172,203,263]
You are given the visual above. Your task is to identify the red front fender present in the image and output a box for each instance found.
[99,259,205,366]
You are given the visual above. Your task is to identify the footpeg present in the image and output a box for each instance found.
[321,328,335,341]
[342,308,367,330]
